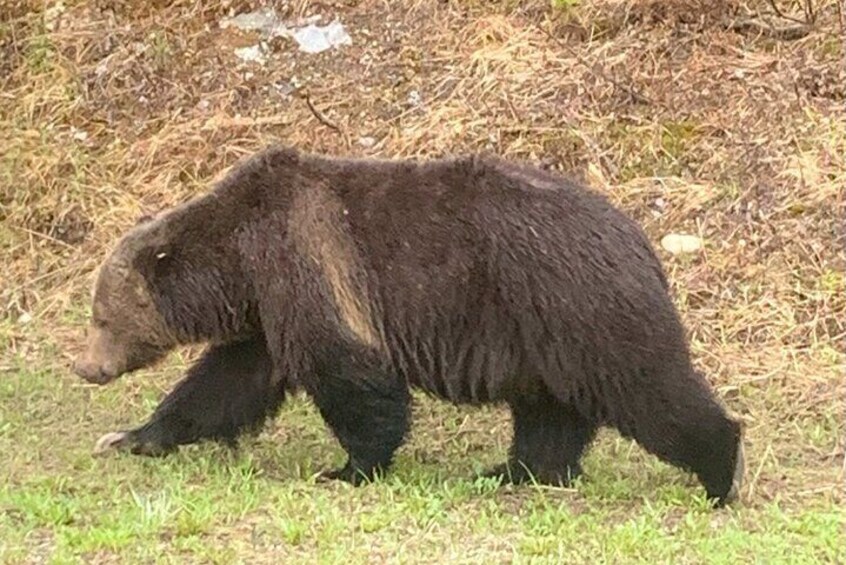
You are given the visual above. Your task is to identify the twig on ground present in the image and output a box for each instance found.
[802,0,816,24]
[765,0,811,25]
[302,91,342,133]
[725,17,812,40]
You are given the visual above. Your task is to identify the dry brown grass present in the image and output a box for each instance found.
[1,0,844,513]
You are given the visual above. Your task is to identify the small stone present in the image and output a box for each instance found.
[44,1,65,31]
[407,90,422,107]
[661,234,703,255]
[234,45,266,65]
[95,59,109,77]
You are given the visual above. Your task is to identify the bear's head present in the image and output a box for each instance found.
[72,261,172,384]
[72,146,303,384]
[72,216,180,384]
[73,209,253,385]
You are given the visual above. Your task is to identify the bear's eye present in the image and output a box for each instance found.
[151,250,175,278]
[132,246,177,281]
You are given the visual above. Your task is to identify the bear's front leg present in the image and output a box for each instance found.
[93,337,285,457]
[308,343,411,485]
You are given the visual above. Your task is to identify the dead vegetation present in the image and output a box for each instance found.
[1,0,844,511]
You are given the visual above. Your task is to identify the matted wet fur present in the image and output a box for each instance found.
[74,145,744,506]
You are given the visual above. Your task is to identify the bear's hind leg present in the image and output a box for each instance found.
[309,344,411,486]
[484,392,596,486]
[94,337,284,457]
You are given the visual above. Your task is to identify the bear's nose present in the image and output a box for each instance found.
[72,359,114,385]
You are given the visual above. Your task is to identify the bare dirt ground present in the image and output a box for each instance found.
[1,0,844,562]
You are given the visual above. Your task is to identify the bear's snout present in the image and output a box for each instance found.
[73,326,128,385]
[72,357,119,385]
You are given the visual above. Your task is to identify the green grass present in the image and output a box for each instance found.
[1,352,842,564]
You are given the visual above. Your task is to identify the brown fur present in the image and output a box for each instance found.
[287,184,382,349]
[74,145,744,505]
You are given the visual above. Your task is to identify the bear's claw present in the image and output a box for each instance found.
[93,431,130,455]
[317,462,383,486]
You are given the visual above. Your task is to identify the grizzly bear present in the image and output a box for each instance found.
[73,145,744,506]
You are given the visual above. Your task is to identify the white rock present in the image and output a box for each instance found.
[234,45,266,65]
[95,59,110,77]
[661,234,703,255]
[407,90,422,107]
[44,1,65,31]
[358,136,376,148]
[292,21,352,54]
[220,8,289,38]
